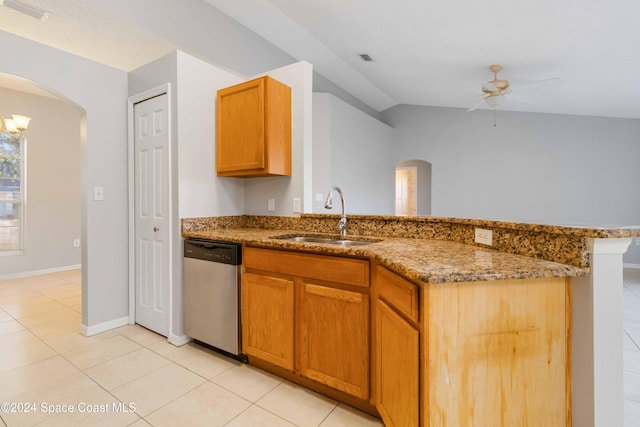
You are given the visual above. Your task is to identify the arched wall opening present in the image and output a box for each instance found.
[1,29,130,333]
[395,159,432,216]
[0,73,85,275]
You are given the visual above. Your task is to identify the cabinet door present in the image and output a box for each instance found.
[298,283,369,399]
[242,272,294,370]
[216,76,291,177]
[376,300,420,427]
[217,78,266,174]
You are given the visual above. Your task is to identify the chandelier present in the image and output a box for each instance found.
[0,115,31,136]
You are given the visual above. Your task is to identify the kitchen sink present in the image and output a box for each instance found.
[272,235,380,247]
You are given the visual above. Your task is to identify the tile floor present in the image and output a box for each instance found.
[0,269,382,427]
[0,268,639,426]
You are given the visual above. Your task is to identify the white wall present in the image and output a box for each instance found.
[176,51,245,218]
[312,93,395,215]
[381,104,640,263]
[0,30,129,329]
[312,95,331,213]
[128,53,313,339]
[0,87,82,276]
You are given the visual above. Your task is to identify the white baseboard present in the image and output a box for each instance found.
[624,263,640,269]
[81,316,129,337]
[168,333,192,347]
[0,264,81,281]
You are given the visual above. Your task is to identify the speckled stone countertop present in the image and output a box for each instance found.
[183,227,587,284]
[183,214,640,269]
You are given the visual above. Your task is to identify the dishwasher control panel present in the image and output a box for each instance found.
[184,239,241,266]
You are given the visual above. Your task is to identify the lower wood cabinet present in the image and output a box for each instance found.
[242,248,571,426]
[242,272,294,370]
[375,265,570,427]
[242,246,371,402]
[298,282,369,399]
[376,299,420,427]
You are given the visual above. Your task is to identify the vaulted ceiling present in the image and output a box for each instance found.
[1,0,639,119]
[206,0,640,118]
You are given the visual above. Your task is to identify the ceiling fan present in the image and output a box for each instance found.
[467,65,560,112]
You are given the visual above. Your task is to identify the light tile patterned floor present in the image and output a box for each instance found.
[0,269,382,426]
[1,268,639,426]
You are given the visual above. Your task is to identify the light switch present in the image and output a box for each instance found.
[292,198,301,213]
[94,186,104,201]
[268,199,275,212]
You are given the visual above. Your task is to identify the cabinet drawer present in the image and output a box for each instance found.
[377,266,419,322]
[244,247,369,288]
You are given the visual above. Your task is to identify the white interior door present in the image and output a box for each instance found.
[134,94,170,336]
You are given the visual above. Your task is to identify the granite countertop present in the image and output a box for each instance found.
[184,228,587,284]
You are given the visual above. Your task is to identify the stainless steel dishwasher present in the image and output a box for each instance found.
[183,238,246,362]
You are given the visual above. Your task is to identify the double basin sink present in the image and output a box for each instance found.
[272,234,380,247]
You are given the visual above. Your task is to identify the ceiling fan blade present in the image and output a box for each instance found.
[467,97,489,112]
[510,77,561,91]
[505,92,533,104]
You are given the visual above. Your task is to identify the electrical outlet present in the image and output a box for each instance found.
[315,193,323,202]
[73,239,80,247]
[292,198,301,213]
[267,199,275,212]
[475,228,493,246]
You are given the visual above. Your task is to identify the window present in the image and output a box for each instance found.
[0,132,25,254]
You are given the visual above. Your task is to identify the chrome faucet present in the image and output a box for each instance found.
[324,186,347,237]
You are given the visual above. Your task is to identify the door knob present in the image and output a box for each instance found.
[153,227,159,232]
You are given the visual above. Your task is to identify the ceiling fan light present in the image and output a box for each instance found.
[484,95,505,108]
[11,114,31,131]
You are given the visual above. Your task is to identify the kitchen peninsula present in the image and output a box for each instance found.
[183,214,640,427]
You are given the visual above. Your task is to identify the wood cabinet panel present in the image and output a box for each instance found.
[377,266,419,322]
[242,272,294,370]
[425,278,569,426]
[376,299,420,427]
[216,76,291,177]
[217,79,265,173]
[244,247,369,288]
[298,283,370,399]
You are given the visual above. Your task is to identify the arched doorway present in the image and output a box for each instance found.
[395,159,431,216]
[0,73,84,306]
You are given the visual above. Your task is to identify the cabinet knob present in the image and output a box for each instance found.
[153,227,159,232]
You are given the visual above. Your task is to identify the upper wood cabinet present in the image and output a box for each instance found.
[216,76,292,177]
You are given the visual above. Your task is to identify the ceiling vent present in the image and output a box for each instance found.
[358,53,373,62]
[0,0,50,21]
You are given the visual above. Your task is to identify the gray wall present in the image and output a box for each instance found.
[0,87,82,275]
[0,30,129,329]
[381,104,640,263]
